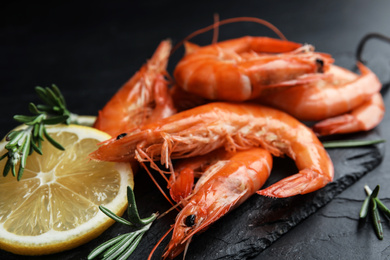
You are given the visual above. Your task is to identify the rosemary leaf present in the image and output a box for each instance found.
[87,234,128,260]
[33,123,39,138]
[52,84,67,108]
[117,233,144,260]
[99,206,133,226]
[37,136,42,150]
[371,185,380,198]
[43,115,69,125]
[6,131,20,141]
[360,196,371,219]
[127,186,155,226]
[17,165,24,181]
[371,198,384,240]
[103,233,135,259]
[5,131,24,149]
[375,199,390,219]
[28,102,41,114]
[35,86,55,106]
[89,187,157,259]
[25,114,44,125]
[3,158,11,177]
[0,153,7,162]
[38,123,44,141]
[16,132,27,147]
[43,127,65,151]
[30,141,42,155]
[323,139,385,148]
[11,160,17,177]
[20,133,31,169]
[14,115,38,123]
[36,104,54,112]
[45,87,62,107]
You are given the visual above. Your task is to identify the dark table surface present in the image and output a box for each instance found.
[2,1,390,259]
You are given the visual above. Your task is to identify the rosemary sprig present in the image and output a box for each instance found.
[0,85,77,180]
[360,185,390,240]
[323,139,385,148]
[88,186,157,260]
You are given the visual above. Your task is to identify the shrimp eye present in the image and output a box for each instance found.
[184,214,196,227]
[116,133,127,140]
[315,58,324,73]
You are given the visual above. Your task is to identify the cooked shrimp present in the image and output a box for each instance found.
[257,62,382,121]
[173,36,334,101]
[93,40,176,136]
[90,102,334,198]
[313,92,385,135]
[162,148,273,259]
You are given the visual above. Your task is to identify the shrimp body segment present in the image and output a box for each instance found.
[93,40,176,136]
[90,102,334,198]
[257,62,382,121]
[162,148,273,259]
[313,92,385,135]
[173,36,334,101]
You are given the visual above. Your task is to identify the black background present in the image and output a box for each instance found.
[2,0,390,259]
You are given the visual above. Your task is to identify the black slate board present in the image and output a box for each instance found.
[0,130,384,260]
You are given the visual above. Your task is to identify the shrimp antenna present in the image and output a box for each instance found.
[139,161,177,207]
[182,236,193,260]
[212,13,220,44]
[171,16,288,55]
[158,193,195,220]
[148,225,174,260]
[356,32,390,63]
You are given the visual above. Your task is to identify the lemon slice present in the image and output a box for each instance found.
[0,124,134,255]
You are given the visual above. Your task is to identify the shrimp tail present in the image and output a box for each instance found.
[313,92,385,135]
[257,168,333,198]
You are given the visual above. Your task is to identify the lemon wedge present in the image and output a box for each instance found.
[0,124,134,255]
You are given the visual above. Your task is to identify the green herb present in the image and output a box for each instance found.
[323,139,385,148]
[371,198,384,240]
[0,85,72,180]
[88,186,157,260]
[360,185,390,240]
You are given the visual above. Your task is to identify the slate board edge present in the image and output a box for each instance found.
[234,144,386,260]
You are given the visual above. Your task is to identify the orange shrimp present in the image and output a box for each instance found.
[257,62,382,121]
[90,102,334,198]
[173,36,334,101]
[93,40,176,137]
[162,148,273,259]
[313,92,385,135]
